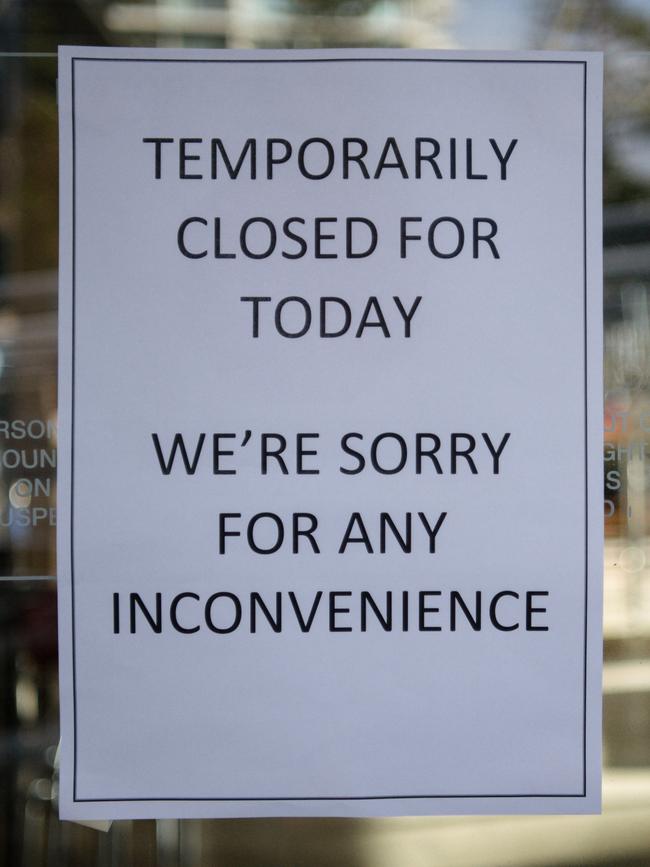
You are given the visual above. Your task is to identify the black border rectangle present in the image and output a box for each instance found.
[68,55,589,804]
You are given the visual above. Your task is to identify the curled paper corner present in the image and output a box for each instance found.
[70,819,113,833]
[53,744,113,832]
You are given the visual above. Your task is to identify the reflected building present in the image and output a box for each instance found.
[103,0,454,49]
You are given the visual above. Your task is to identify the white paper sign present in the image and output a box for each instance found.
[57,47,603,819]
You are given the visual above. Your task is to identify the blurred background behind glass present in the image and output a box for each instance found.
[1,1,650,864]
